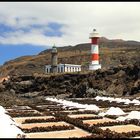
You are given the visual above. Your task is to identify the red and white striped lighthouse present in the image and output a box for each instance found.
[89,29,101,70]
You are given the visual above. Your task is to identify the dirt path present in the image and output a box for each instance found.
[26,127,91,138]
[68,114,97,118]
[20,121,70,129]
[83,117,117,125]
[100,124,140,133]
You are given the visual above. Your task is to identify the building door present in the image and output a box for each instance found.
[58,67,60,73]
[61,66,63,73]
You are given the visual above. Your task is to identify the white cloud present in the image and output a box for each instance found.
[0,2,140,47]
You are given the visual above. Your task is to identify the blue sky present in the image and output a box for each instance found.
[0,21,63,65]
[0,44,45,65]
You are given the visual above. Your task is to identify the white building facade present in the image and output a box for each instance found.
[45,64,81,74]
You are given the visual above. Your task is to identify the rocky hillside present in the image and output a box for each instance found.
[0,63,139,102]
[0,37,140,76]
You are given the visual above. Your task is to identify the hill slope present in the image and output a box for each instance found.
[0,37,140,76]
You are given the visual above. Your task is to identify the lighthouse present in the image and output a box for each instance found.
[45,44,81,74]
[51,45,58,73]
[89,29,101,70]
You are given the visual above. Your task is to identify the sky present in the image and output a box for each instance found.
[0,2,140,65]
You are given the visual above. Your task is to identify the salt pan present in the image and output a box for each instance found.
[99,107,125,116]
[46,97,100,112]
[116,111,140,121]
[94,96,140,105]
[0,105,26,138]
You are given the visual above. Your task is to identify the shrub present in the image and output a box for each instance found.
[22,125,74,133]
[23,118,61,124]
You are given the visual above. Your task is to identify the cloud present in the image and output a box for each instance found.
[0,2,140,47]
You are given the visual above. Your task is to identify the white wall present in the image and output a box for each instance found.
[45,65,51,73]
[45,64,81,73]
